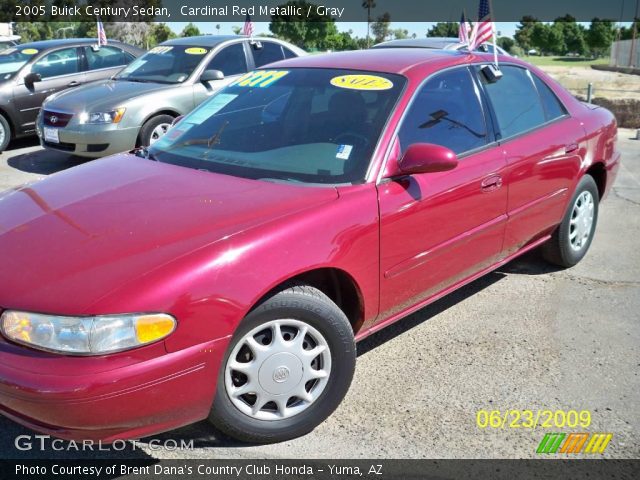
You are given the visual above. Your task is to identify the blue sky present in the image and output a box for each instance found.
[167,21,521,39]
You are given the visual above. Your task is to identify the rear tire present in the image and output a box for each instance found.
[209,283,356,444]
[0,114,10,153]
[138,114,174,147]
[542,175,599,268]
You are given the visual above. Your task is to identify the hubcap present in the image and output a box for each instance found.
[569,191,595,251]
[225,319,331,421]
[0,122,6,146]
[149,123,171,144]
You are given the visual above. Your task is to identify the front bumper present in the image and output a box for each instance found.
[36,118,139,159]
[0,335,229,442]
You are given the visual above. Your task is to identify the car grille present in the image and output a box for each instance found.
[44,140,75,152]
[43,110,73,128]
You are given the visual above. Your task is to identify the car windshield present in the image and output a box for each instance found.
[115,45,209,84]
[0,47,36,80]
[147,68,405,184]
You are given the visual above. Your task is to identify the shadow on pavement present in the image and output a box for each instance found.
[7,147,88,175]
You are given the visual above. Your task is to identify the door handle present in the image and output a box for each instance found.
[565,143,579,154]
[481,175,503,192]
[67,81,80,87]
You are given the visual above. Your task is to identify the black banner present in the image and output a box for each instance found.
[2,0,640,23]
[1,459,639,480]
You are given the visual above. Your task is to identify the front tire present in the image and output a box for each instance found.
[542,174,599,268]
[0,114,11,153]
[209,284,356,443]
[138,114,175,147]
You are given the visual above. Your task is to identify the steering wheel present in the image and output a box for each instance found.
[333,131,370,149]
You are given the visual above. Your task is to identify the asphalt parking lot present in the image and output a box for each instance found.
[0,133,638,460]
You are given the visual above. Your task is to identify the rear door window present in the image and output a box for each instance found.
[206,43,248,77]
[85,46,129,70]
[252,42,286,67]
[480,65,547,139]
[532,73,568,121]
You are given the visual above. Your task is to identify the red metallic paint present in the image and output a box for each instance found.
[0,50,620,441]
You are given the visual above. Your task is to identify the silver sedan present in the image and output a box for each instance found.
[37,35,304,158]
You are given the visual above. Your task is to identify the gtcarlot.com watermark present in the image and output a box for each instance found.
[15,434,194,452]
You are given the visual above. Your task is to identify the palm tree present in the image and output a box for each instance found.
[362,0,376,47]
[216,24,221,35]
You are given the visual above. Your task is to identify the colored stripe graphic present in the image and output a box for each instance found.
[537,433,613,454]
[560,433,589,453]
[537,433,566,453]
[584,433,613,454]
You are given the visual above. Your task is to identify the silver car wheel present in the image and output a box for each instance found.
[569,191,595,251]
[225,319,332,421]
[0,121,6,147]
[149,123,171,144]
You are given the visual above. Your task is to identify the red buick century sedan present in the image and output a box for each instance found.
[0,49,619,443]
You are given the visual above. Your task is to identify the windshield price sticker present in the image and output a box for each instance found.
[21,48,39,55]
[185,47,208,55]
[330,74,394,91]
[149,46,173,55]
[234,70,289,88]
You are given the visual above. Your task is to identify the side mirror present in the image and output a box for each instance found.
[397,143,458,175]
[24,72,42,89]
[200,69,224,82]
[171,115,184,127]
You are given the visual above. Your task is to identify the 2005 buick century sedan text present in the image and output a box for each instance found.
[0,49,619,443]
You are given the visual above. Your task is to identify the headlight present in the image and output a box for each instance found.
[80,108,126,124]
[0,311,175,355]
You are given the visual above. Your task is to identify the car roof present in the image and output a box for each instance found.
[163,35,275,47]
[266,48,475,75]
[14,38,129,50]
[374,38,460,49]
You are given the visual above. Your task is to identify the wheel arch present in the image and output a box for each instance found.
[0,107,15,139]
[135,109,181,146]
[248,267,366,335]
[585,162,607,201]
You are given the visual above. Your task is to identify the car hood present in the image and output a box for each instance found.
[44,79,173,112]
[0,155,338,313]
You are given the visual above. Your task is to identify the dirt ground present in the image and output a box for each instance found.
[541,65,640,100]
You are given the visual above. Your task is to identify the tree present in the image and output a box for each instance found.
[497,37,515,54]
[149,23,175,46]
[371,12,391,44]
[426,22,458,38]
[514,16,538,53]
[619,19,640,40]
[554,16,587,55]
[232,26,242,35]
[108,22,152,48]
[392,28,410,40]
[586,19,615,57]
[530,22,565,55]
[269,1,339,50]
[181,23,201,37]
[362,0,376,47]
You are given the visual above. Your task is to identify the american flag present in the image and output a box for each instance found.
[97,18,107,46]
[458,11,471,45]
[469,0,494,50]
[242,14,254,37]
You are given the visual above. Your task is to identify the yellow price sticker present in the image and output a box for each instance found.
[330,74,394,91]
[234,70,289,88]
[21,48,39,55]
[185,47,207,55]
